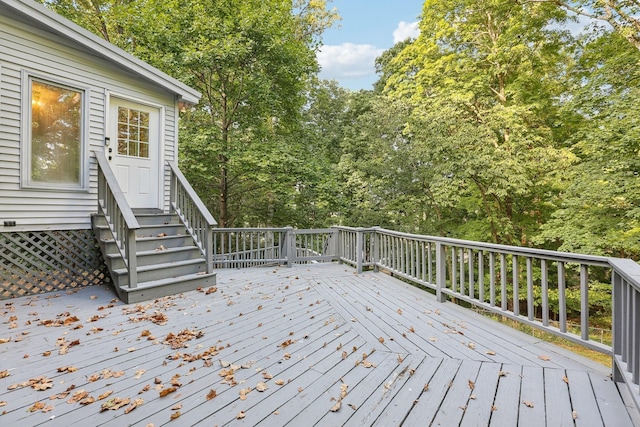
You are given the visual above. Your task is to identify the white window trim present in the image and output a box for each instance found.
[20,70,90,191]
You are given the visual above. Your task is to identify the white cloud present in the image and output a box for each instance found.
[393,21,420,43]
[317,43,384,82]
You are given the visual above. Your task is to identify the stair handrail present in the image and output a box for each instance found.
[93,150,139,288]
[168,161,217,274]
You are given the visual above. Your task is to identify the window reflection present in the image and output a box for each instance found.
[30,80,82,185]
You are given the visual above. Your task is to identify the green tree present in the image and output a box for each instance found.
[42,0,338,227]
[379,0,578,244]
[535,31,640,258]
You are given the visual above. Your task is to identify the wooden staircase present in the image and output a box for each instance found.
[92,211,216,304]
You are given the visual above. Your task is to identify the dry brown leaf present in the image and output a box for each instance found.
[423,383,429,392]
[237,411,246,419]
[101,397,130,412]
[98,391,113,400]
[29,401,46,412]
[124,398,144,414]
[262,371,273,380]
[275,379,285,386]
[362,360,376,368]
[378,337,385,344]
[572,410,578,419]
[159,387,177,397]
[397,308,403,315]
[342,351,348,360]
[538,355,551,361]
[0,370,9,379]
[523,400,534,408]
[206,389,217,400]
[256,382,267,392]
[562,376,569,384]
[0,401,7,407]
[135,369,146,379]
[498,371,509,377]
[486,350,496,355]
[170,411,181,420]
[468,379,475,390]
[171,404,182,410]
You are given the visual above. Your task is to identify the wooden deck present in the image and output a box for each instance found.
[0,264,637,426]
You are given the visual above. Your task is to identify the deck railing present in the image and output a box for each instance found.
[168,162,217,274]
[93,151,139,288]
[208,225,640,408]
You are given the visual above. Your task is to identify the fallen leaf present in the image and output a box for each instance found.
[523,401,534,408]
[206,389,217,400]
[0,370,9,379]
[275,379,285,386]
[468,379,475,390]
[100,397,130,411]
[171,404,182,410]
[397,308,403,315]
[423,383,429,392]
[124,398,144,414]
[538,355,551,361]
[171,411,181,420]
[237,411,246,419]
[262,372,273,380]
[135,369,146,379]
[486,350,496,355]
[98,391,113,400]
[378,337,385,344]
[256,382,267,392]
[572,410,578,419]
[562,376,569,384]
[29,401,46,412]
[159,387,177,397]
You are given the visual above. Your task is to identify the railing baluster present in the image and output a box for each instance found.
[558,261,567,333]
[513,255,519,317]
[527,257,534,321]
[581,264,589,341]
[541,259,549,326]
[501,253,507,311]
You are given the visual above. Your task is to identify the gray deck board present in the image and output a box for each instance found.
[0,264,635,426]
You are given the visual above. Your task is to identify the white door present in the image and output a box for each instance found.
[108,98,161,209]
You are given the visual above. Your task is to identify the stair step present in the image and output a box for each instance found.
[106,246,202,270]
[117,272,216,304]
[102,235,196,253]
[113,258,206,287]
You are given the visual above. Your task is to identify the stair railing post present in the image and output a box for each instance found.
[205,225,213,274]
[126,227,138,289]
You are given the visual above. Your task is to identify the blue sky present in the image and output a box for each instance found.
[317,1,423,91]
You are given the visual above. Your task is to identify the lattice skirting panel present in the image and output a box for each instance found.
[0,230,109,299]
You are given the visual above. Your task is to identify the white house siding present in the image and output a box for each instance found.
[0,13,179,232]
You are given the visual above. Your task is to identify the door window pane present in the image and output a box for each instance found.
[30,80,82,185]
[116,107,150,158]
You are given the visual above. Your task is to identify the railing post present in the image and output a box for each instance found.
[283,227,294,268]
[356,228,364,274]
[372,227,380,272]
[126,228,137,288]
[436,242,446,302]
[328,226,342,262]
[205,225,213,274]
